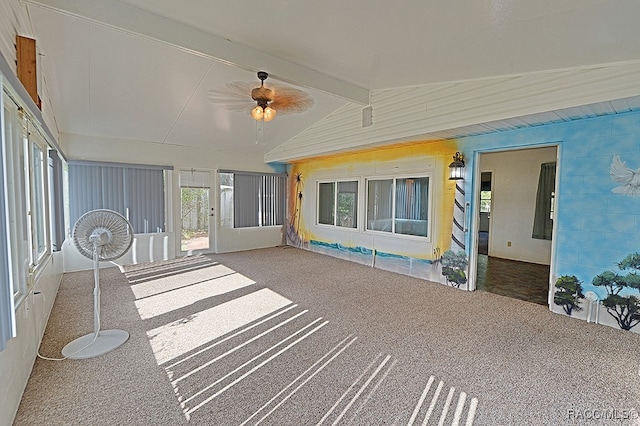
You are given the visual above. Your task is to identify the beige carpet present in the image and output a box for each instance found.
[14,247,640,425]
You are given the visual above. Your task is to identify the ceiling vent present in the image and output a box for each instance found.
[362,105,373,127]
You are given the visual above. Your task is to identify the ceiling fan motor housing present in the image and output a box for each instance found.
[251,86,273,106]
[252,71,274,106]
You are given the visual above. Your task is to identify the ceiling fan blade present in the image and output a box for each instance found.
[208,79,314,115]
[269,84,314,114]
[208,81,255,112]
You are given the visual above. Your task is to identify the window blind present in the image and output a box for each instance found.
[68,162,165,233]
[232,172,286,228]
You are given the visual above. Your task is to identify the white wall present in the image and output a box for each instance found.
[0,253,63,426]
[62,233,177,272]
[0,4,65,423]
[480,147,557,264]
[216,226,284,253]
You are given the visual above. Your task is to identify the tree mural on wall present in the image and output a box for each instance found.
[286,171,306,248]
[592,253,640,331]
[441,250,468,288]
[292,172,303,233]
[553,275,585,315]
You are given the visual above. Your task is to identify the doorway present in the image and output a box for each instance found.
[179,170,215,254]
[478,172,492,255]
[472,147,557,306]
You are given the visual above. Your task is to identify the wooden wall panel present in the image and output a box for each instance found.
[16,35,40,109]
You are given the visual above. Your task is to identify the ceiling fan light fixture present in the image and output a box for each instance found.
[251,105,264,120]
[210,70,312,123]
[263,106,276,122]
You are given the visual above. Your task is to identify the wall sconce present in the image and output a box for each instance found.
[448,152,465,180]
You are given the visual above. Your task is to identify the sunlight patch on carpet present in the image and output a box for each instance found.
[147,288,292,364]
[130,263,238,299]
[134,272,255,319]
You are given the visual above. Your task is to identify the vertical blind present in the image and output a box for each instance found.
[68,162,167,233]
[367,179,393,231]
[232,172,286,228]
[395,177,428,221]
[48,151,64,251]
[318,182,335,225]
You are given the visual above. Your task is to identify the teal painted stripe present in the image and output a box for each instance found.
[308,240,432,264]
[309,240,373,255]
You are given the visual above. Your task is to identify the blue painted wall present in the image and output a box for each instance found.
[460,110,640,331]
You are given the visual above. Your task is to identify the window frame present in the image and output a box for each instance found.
[218,170,286,229]
[3,98,29,302]
[480,190,491,213]
[26,130,51,269]
[1,87,17,349]
[316,179,359,230]
[365,173,432,240]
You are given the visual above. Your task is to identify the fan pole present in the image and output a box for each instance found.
[93,246,100,335]
[61,243,129,359]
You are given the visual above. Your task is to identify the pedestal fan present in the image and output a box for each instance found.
[61,209,134,359]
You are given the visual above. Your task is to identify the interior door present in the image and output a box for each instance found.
[179,170,215,254]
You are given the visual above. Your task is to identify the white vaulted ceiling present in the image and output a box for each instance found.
[21,0,640,164]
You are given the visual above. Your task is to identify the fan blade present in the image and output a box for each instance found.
[268,84,314,114]
[208,80,314,115]
[208,81,255,112]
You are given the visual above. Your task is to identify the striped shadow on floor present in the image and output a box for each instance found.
[406,376,478,426]
[122,255,479,425]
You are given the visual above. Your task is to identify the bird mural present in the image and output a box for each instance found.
[610,154,640,197]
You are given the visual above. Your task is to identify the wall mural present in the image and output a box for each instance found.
[553,154,640,332]
[284,111,640,333]
[286,171,306,249]
[285,142,470,290]
[610,155,640,197]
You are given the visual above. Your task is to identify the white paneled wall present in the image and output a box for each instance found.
[0,253,62,425]
[265,61,640,163]
[0,0,59,140]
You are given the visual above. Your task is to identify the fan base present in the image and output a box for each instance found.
[62,329,129,359]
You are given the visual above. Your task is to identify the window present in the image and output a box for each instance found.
[318,180,358,228]
[366,176,430,238]
[4,101,28,300]
[28,136,49,265]
[219,171,286,228]
[1,70,60,350]
[0,90,17,350]
[68,162,167,234]
[480,190,491,213]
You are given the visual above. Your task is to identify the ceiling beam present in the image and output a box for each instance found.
[24,0,370,105]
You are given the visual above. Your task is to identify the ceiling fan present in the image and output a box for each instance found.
[208,71,314,122]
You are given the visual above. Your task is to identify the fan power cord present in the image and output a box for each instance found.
[35,290,102,362]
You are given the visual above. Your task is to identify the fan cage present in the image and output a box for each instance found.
[73,209,134,261]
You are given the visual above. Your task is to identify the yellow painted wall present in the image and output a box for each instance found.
[288,139,460,260]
